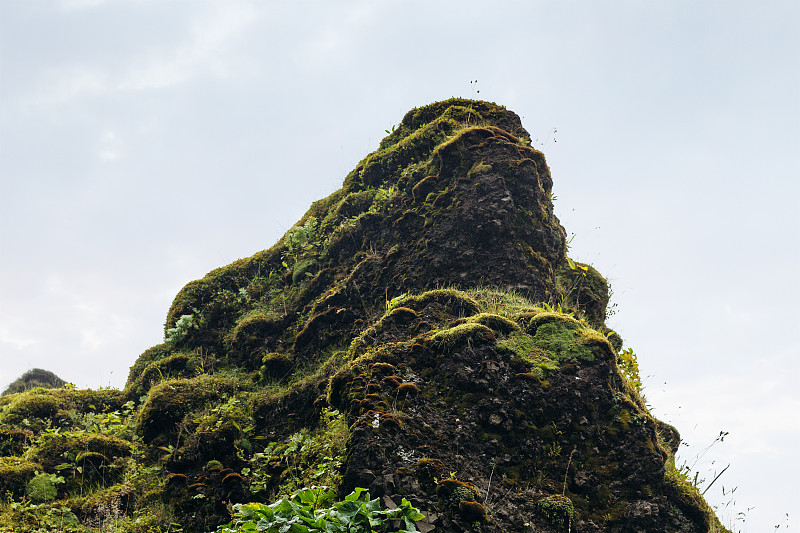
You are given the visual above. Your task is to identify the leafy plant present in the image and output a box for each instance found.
[165,314,196,345]
[242,408,349,497]
[616,348,643,395]
[285,217,321,263]
[215,486,424,533]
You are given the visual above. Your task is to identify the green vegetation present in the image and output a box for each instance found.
[215,487,424,533]
[2,368,67,396]
[535,494,573,528]
[243,408,349,498]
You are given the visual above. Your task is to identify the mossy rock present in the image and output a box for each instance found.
[459,500,488,521]
[261,352,294,380]
[430,322,496,353]
[415,458,444,485]
[0,457,42,498]
[54,387,128,412]
[0,387,128,432]
[663,463,724,532]
[1,368,66,396]
[26,473,58,503]
[436,478,480,510]
[497,330,537,360]
[133,353,203,395]
[125,343,173,390]
[28,433,129,477]
[91,99,726,532]
[135,375,237,446]
[228,310,285,368]
[460,312,521,334]
[164,246,284,342]
[556,259,609,328]
[0,428,33,456]
[393,289,481,319]
[294,306,358,353]
[526,312,615,365]
[0,503,80,533]
[0,389,65,428]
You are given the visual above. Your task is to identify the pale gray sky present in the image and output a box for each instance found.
[1,1,798,529]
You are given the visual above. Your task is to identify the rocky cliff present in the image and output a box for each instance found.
[0,99,728,532]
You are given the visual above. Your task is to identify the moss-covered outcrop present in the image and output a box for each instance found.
[2,368,67,396]
[0,99,728,532]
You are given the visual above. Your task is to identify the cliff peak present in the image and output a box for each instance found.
[0,100,727,533]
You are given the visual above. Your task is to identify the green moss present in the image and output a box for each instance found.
[459,499,488,521]
[349,104,476,191]
[461,312,520,334]
[389,289,481,318]
[2,368,66,396]
[230,310,282,350]
[430,322,496,352]
[0,428,32,456]
[55,387,127,413]
[125,343,172,389]
[535,322,592,361]
[0,389,63,428]
[466,160,492,179]
[527,313,613,364]
[135,375,237,445]
[26,473,58,503]
[664,461,730,532]
[134,353,203,395]
[28,432,129,479]
[261,352,294,380]
[0,387,129,432]
[497,331,536,359]
[0,457,41,498]
[536,494,574,528]
[556,259,610,327]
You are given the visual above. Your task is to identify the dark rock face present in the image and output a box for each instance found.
[327,293,710,532]
[162,100,585,363]
[0,100,727,532]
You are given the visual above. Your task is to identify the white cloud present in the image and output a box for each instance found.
[58,0,108,11]
[18,2,263,111]
[0,327,39,350]
[651,348,800,459]
[23,65,108,109]
[119,2,261,91]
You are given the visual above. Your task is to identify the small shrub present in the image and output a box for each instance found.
[26,473,63,503]
[215,486,424,533]
[536,494,573,528]
[165,314,196,345]
[617,348,643,394]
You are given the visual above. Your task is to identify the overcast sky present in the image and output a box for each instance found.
[1,0,798,529]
